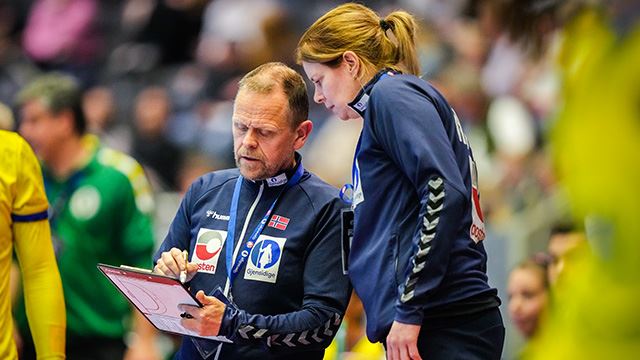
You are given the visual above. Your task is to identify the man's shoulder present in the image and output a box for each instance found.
[188,168,240,197]
[298,171,341,205]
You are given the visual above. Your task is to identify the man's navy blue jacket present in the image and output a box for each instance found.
[347,70,499,342]
[154,158,350,359]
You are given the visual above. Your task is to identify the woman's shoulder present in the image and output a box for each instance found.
[369,73,437,109]
[371,73,433,97]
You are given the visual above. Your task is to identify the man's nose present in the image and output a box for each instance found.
[242,128,258,147]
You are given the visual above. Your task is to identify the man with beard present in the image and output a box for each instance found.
[154,62,351,359]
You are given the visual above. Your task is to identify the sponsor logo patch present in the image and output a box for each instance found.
[469,155,485,243]
[193,228,226,274]
[244,235,286,283]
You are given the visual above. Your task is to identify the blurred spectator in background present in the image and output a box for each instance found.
[196,0,281,71]
[22,0,102,86]
[546,222,587,286]
[303,114,361,189]
[82,85,132,153]
[175,152,217,195]
[131,85,184,191]
[507,253,551,341]
[0,1,39,108]
[1,130,66,359]
[108,0,203,76]
[0,101,14,130]
[14,73,160,360]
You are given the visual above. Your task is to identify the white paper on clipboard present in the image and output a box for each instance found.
[97,263,232,343]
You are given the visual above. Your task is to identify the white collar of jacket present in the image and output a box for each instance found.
[251,152,303,187]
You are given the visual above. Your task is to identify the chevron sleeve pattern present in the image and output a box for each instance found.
[400,177,444,304]
[221,305,342,351]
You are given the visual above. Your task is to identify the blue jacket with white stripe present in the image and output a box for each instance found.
[154,158,350,359]
[348,70,499,342]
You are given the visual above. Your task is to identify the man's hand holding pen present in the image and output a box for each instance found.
[154,247,198,283]
[154,247,226,336]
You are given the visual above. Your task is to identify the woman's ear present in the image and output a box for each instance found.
[342,51,360,78]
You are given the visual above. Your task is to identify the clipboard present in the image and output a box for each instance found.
[97,263,232,342]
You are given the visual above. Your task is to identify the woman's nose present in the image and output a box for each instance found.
[313,90,324,104]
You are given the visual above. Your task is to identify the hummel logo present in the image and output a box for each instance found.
[206,210,230,221]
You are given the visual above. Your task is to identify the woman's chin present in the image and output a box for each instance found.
[337,111,358,121]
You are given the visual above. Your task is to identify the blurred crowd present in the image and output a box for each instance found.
[1,0,638,359]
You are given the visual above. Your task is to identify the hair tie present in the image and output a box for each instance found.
[379,19,391,31]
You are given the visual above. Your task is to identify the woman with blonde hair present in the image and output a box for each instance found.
[297,3,504,359]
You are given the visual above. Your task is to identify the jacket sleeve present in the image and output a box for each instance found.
[369,81,468,325]
[218,198,351,354]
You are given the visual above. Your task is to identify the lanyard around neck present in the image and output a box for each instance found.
[225,161,304,286]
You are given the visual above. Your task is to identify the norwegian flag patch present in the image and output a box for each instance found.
[268,215,289,231]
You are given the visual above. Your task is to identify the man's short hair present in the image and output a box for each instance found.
[16,73,86,135]
[237,62,309,128]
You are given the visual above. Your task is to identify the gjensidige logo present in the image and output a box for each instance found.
[244,235,286,283]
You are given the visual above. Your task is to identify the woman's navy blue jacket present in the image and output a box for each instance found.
[347,70,499,342]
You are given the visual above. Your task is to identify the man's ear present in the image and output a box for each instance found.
[293,120,313,150]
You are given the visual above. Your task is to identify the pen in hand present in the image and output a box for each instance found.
[180,250,188,283]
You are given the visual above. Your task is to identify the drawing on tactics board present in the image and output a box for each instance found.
[116,278,168,314]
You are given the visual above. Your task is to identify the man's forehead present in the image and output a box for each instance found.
[21,99,50,116]
[233,91,290,127]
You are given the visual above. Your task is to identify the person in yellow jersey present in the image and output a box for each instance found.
[0,130,66,359]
